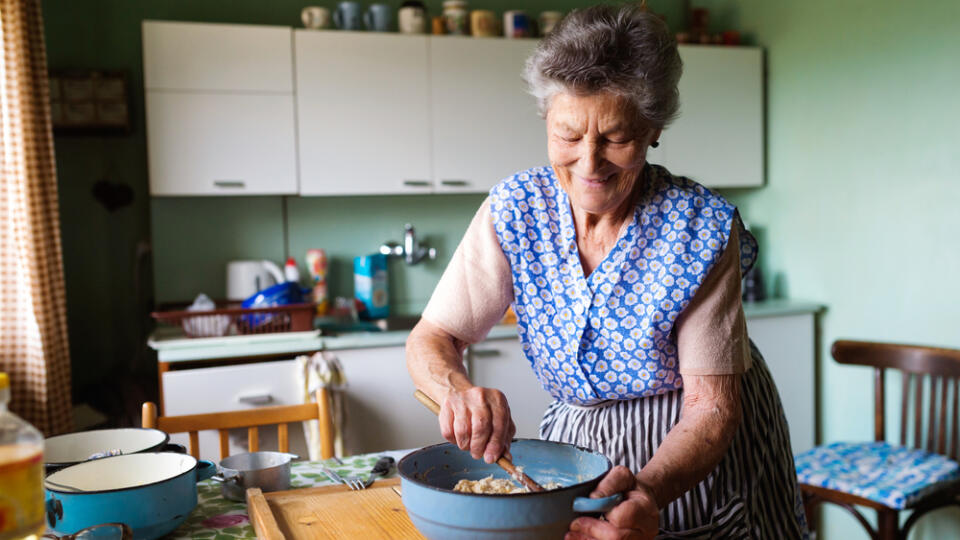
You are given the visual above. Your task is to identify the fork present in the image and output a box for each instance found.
[319,465,365,490]
[360,456,395,488]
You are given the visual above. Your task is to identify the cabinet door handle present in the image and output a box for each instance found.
[440,179,470,187]
[403,179,432,187]
[471,348,501,358]
[237,393,274,405]
[214,180,246,188]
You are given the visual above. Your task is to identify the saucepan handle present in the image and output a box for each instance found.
[196,460,217,482]
[572,493,623,513]
[160,443,187,454]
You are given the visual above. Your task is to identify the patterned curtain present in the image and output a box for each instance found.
[0,0,73,435]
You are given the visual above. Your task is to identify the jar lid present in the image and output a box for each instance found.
[401,0,425,8]
[442,0,467,8]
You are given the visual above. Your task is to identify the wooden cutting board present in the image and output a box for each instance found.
[246,478,426,540]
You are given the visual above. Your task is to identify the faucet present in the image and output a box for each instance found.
[380,223,437,265]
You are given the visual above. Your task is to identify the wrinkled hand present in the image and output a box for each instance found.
[439,386,516,463]
[565,466,660,540]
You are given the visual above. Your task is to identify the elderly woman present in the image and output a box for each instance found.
[406,4,806,539]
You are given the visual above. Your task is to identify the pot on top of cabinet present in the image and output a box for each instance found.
[364,3,393,32]
[398,0,427,34]
[301,6,332,29]
[334,1,363,30]
[442,0,469,35]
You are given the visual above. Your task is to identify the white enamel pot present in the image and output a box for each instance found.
[44,428,185,474]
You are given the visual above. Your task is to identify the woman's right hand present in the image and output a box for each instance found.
[439,386,516,463]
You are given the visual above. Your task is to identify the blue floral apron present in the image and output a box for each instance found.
[489,164,757,406]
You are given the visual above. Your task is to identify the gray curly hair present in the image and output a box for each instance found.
[523,4,682,129]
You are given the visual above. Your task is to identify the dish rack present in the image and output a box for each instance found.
[151,303,316,338]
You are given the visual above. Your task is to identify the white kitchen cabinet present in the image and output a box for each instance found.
[145,92,297,195]
[143,21,293,92]
[468,336,554,439]
[429,37,548,193]
[295,32,434,196]
[142,21,298,196]
[646,45,764,187]
[334,345,446,454]
[162,359,309,460]
[746,310,818,456]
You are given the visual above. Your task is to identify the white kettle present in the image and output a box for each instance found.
[225,260,285,302]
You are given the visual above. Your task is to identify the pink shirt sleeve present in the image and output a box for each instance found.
[675,226,753,375]
[422,198,514,344]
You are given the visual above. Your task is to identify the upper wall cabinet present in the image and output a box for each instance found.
[295,33,545,196]
[429,37,547,193]
[646,46,764,188]
[143,21,298,196]
[295,31,433,196]
[143,21,764,196]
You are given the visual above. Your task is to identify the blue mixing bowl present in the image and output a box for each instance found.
[398,439,622,540]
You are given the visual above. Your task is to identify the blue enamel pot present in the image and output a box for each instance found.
[398,439,622,539]
[44,452,216,540]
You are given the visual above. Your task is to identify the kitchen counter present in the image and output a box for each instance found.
[148,299,824,364]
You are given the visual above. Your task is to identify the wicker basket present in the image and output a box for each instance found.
[151,303,316,338]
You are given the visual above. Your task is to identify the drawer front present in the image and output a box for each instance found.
[162,360,309,460]
[164,359,303,414]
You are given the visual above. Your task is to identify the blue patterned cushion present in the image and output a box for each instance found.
[795,441,960,509]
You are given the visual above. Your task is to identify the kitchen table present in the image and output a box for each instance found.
[170,449,413,540]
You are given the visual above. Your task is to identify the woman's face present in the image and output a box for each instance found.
[546,92,660,217]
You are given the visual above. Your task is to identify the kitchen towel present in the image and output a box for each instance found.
[297,352,347,460]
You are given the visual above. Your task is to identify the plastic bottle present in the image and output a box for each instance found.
[0,372,45,540]
[305,249,329,316]
[283,257,301,284]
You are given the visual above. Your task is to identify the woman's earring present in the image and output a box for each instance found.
[651,141,660,148]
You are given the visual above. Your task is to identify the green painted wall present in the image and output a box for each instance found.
[702,0,960,538]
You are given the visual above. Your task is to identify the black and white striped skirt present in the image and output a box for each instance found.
[539,343,808,538]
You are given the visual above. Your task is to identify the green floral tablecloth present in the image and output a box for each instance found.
[169,450,412,540]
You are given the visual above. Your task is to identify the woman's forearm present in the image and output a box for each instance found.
[406,319,473,402]
[635,374,741,508]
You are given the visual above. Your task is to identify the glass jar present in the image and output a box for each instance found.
[0,373,45,540]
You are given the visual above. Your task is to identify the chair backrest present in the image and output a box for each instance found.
[833,340,960,459]
[142,388,334,461]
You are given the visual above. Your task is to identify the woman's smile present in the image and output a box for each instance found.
[546,92,658,218]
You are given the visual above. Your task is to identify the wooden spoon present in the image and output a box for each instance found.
[413,389,545,492]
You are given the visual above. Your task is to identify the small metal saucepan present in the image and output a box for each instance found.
[213,451,298,501]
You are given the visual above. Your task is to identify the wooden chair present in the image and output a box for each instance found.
[142,388,335,460]
[798,340,960,540]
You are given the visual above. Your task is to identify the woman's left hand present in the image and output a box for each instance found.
[565,465,659,540]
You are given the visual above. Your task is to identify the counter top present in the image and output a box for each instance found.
[149,299,824,364]
[149,323,519,363]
